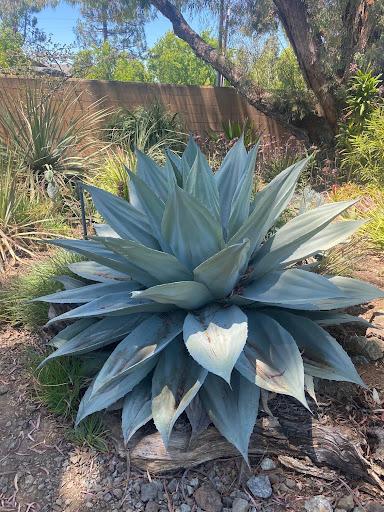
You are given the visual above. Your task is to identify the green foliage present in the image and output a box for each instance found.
[250,40,314,122]
[106,101,186,157]
[0,250,83,329]
[147,31,216,86]
[221,119,259,147]
[28,348,109,450]
[37,138,383,459]
[72,42,149,82]
[0,84,110,191]
[92,148,134,200]
[0,150,68,267]
[341,107,384,186]
[0,23,28,70]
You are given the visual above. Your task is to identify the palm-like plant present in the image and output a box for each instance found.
[37,138,383,459]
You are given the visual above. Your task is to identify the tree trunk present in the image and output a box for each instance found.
[149,0,307,140]
[272,0,339,130]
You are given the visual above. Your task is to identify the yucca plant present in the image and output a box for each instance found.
[36,138,384,460]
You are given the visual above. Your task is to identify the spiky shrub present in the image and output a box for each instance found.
[37,138,384,460]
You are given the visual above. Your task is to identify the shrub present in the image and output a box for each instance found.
[106,102,186,159]
[0,250,83,329]
[0,84,111,198]
[91,147,135,200]
[0,151,68,269]
[35,138,383,459]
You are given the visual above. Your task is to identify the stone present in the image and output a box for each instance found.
[168,478,178,493]
[366,503,384,512]
[352,508,365,512]
[229,491,248,500]
[141,483,159,503]
[145,501,159,512]
[189,478,199,488]
[24,475,34,486]
[85,503,93,509]
[246,475,272,499]
[284,479,296,489]
[232,498,249,512]
[304,496,333,512]
[336,495,354,511]
[194,484,223,512]
[0,385,8,395]
[180,505,191,512]
[113,488,123,499]
[347,335,384,361]
[104,492,112,503]
[260,458,276,471]
[222,497,233,508]
[186,486,194,496]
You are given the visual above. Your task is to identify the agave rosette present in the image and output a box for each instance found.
[37,137,384,459]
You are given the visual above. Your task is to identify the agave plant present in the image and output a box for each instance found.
[37,137,384,460]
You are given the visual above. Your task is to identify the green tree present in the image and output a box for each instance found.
[0,23,27,69]
[147,31,216,85]
[72,42,149,82]
[0,0,55,43]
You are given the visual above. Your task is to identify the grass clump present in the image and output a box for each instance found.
[0,250,83,329]
[28,349,109,451]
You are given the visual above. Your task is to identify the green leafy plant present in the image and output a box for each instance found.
[0,85,111,195]
[0,150,67,268]
[0,250,83,329]
[36,138,383,460]
[221,119,259,147]
[106,102,186,159]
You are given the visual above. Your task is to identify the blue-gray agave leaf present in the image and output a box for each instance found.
[53,275,85,290]
[76,358,156,425]
[185,150,220,220]
[93,223,119,238]
[215,137,248,230]
[136,149,171,202]
[227,142,259,237]
[327,276,384,306]
[152,340,208,446]
[193,239,250,298]
[41,314,145,365]
[182,135,200,169]
[251,200,361,278]
[229,157,310,253]
[268,310,365,385]
[48,239,134,275]
[236,311,307,406]
[68,261,132,282]
[200,371,260,462]
[122,377,152,444]
[126,169,169,247]
[236,268,342,310]
[183,304,248,383]
[49,319,95,348]
[133,281,213,310]
[161,186,224,269]
[83,184,159,249]
[46,293,175,325]
[100,238,192,284]
[35,281,140,304]
[93,312,186,393]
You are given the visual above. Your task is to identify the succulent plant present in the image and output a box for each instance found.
[37,137,383,460]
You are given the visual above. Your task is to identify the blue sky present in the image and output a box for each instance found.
[35,2,205,49]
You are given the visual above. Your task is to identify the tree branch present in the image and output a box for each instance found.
[149,0,307,140]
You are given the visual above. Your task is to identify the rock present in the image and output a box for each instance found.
[186,486,194,496]
[180,505,191,512]
[0,385,8,395]
[352,508,364,512]
[268,473,281,484]
[366,503,384,512]
[247,475,272,499]
[232,498,249,512]
[113,488,123,499]
[189,478,199,488]
[260,458,276,471]
[284,479,296,489]
[230,491,248,500]
[85,503,93,509]
[104,493,112,503]
[222,497,233,508]
[335,509,345,512]
[168,478,178,493]
[24,474,34,486]
[194,484,222,512]
[347,335,384,360]
[304,496,333,512]
[145,501,159,512]
[336,495,354,511]
[141,483,159,503]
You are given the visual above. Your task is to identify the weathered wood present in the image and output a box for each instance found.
[106,395,384,490]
